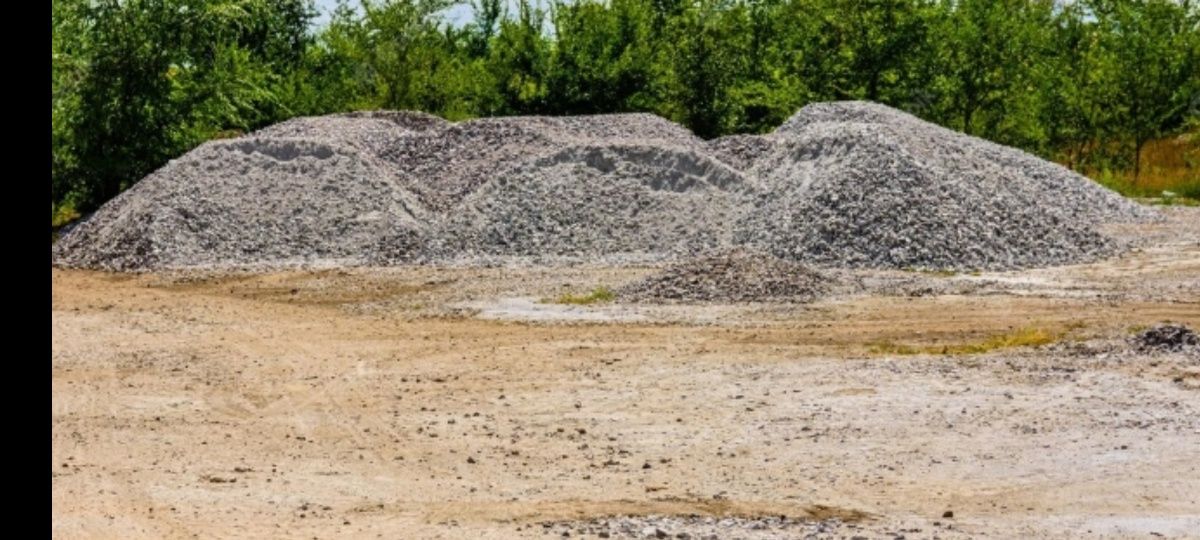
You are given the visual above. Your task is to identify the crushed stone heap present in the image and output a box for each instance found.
[619,249,831,303]
[733,101,1157,270]
[52,101,1156,272]
[50,137,429,271]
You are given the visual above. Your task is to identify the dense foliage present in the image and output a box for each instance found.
[52,0,1200,215]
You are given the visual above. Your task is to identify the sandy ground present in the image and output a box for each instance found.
[52,209,1200,539]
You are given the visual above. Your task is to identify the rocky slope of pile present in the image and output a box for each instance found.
[734,102,1156,270]
[51,138,426,271]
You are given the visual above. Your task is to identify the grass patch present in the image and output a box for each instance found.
[51,201,82,244]
[867,341,921,355]
[869,327,1060,356]
[1096,169,1200,206]
[1152,194,1200,207]
[937,327,1057,354]
[1083,132,1200,205]
[547,286,616,305]
[1125,322,1167,336]
[52,202,81,229]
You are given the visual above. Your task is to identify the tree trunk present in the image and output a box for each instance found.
[1133,136,1145,186]
[962,102,974,136]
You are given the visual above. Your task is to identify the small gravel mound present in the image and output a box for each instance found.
[620,249,830,302]
[1131,324,1199,353]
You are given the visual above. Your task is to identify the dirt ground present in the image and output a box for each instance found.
[52,208,1200,539]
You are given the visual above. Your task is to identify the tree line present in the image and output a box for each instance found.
[52,0,1200,215]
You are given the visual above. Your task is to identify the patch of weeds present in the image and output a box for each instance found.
[937,327,1057,354]
[547,286,616,305]
[1152,194,1200,207]
[1091,166,1200,206]
[869,327,1060,356]
[1061,320,1091,341]
[867,341,920,355]
[1127,323,1149,334]
[51,201,82,244]
[52,202,81,228]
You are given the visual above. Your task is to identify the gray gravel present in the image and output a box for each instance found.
[1131,324,1199,355]
[704,134,782,172]
[735,102,1157,270]
[249,110,447,162]
[52,101,1157,272]
[380,113,712,212]
[422,145,750,262]
[539,515,843,539]
[537,514,970,539]
[50,138,427,271]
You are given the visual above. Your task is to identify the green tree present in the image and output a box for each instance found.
[488,0,551,114]
[1092,0,1200,182]
[468,0,504,57]
[545,0,661,114]
[55,0,316,209]
[663,1,746,138]
[52,0,89,206]
[926,0,1054,144]
[356,0,455,109]
[804,0,932,103]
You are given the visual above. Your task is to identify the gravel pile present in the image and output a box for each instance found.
[1131,324,1199,354]
[51,138,427,271]
[735,101,1156,270]
[620,249,830,303]
[53,101,1156,273]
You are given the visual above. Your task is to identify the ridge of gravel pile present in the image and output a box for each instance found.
[619,249,830,303]
[249,110,448,160]
[52,101,1156,272]
[381,113,712,212]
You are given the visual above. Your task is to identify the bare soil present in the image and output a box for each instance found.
[52,209,1200,539]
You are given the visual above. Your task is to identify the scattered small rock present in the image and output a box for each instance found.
[1131,324,1199,353]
